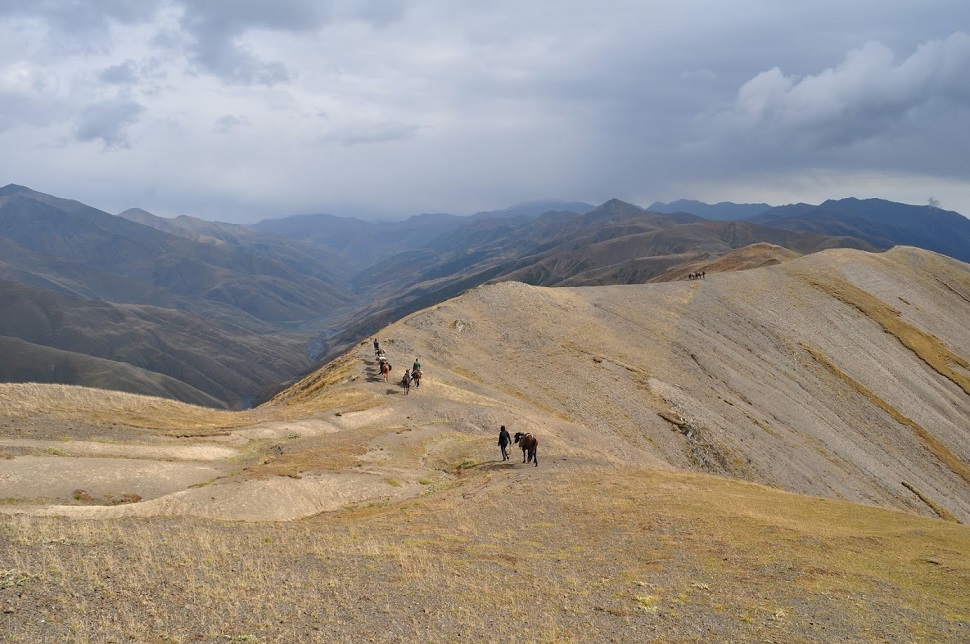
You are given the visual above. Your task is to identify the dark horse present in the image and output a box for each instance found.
[513,432,538,466]
[401,369,411,394]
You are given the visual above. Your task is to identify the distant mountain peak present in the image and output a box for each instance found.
[593,198,644,217]
[0,184,34,197]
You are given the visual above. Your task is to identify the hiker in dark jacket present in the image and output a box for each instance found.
[498,425,512,461]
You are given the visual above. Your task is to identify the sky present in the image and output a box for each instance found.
[1,1,968,223]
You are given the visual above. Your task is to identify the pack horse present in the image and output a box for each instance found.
[513,432,538,466]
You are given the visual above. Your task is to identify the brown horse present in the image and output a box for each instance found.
[411,369,422,388]
[401,369,411,394]
[380,361,391,382]
[513,432,538,466]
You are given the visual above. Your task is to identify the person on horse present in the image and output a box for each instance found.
[410,357,423,387]
[373,338,380,353]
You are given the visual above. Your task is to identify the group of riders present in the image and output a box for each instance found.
[373,339,422,390]
[373,339,535,463]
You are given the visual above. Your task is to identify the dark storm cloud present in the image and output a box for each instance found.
[215,114,249,133]
[0,0,163,53]
[75,100,145,149]
[0,0,160,29]
[174,0,406,84]
[99,61,139,85]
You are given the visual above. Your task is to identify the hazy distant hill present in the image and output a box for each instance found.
[0,280,310,407]
[649,199,772,220]
[750,197,970,262]
[118,207,353,285]
[467,199,595,220]
[0,335,224,407]
[0,185,352,326]
[251,200,592,268]
[0,184,354,406]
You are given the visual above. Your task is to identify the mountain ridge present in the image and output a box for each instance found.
[3,184,969,409]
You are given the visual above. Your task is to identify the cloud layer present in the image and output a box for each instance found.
[1,0,968,221]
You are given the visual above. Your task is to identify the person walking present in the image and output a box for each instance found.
[498,425,512,461]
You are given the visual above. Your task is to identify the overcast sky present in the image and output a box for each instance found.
[1,1,968,222]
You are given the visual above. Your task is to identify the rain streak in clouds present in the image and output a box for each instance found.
[0,0,968,221]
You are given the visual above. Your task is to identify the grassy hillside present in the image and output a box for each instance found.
[0,246,968,641]
[1,467,967,642]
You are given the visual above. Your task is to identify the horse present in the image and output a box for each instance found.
[380,361,391,382]
[513,432,538,466]
[411,369,422,388]
[401,369,411,394]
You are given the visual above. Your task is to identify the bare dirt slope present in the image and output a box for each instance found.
[341,244,970,522]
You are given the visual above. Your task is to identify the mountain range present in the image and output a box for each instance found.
[653,196,970,263]
[2,183,968,407]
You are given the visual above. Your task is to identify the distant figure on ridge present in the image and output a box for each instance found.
[373,338,380,354]
[498,425,512,461]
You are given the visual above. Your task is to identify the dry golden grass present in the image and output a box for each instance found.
[0,383,254,433]
[808,275,970,397]
[1,466,967,642]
